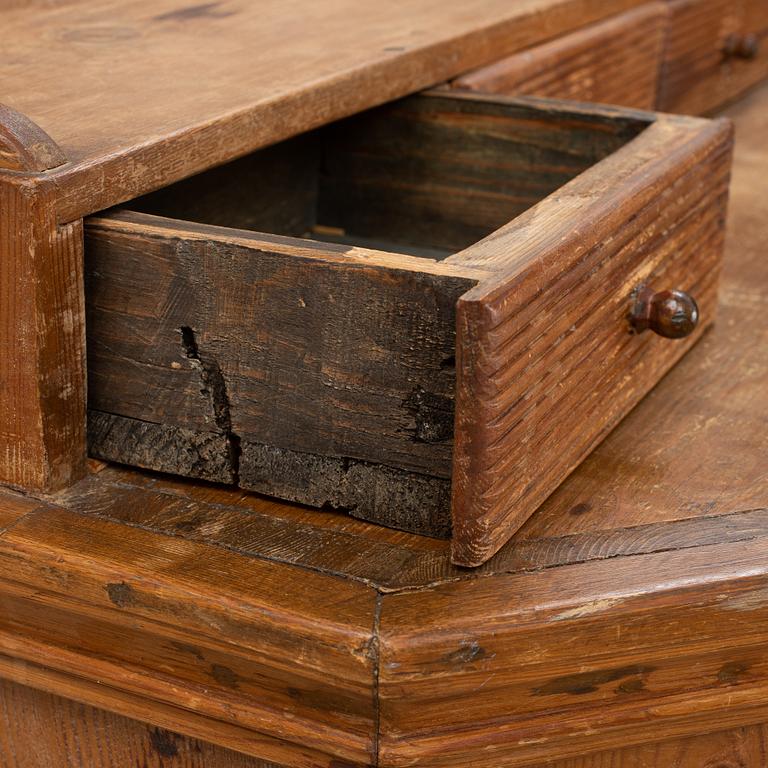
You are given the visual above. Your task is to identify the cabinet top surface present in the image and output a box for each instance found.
[1,0,639,178]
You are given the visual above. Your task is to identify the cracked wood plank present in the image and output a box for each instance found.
[85,210,478,535]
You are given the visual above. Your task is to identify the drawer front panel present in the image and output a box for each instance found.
[452,4,668,109]
[448,110,733,566]
[658,0,768,114]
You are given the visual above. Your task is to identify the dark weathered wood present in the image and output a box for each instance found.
[240,442,452,537]
[88,411,236,485]
[447,98,733,565]
[129,133,321,237]
[85,209,479,530]
[658,0,768,114]
[452,3,669,109]
[319,94,645,253]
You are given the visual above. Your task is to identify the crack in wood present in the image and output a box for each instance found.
[178,326,241,483]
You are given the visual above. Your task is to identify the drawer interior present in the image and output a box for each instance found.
[85,93,651,539]
[127,94,648,257]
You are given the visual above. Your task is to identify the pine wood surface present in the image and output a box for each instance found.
[0,679,280,768]
[452,3,668,109]
[0,0,641,184]
[0,10,766,768]
[81,92,732,563]
[2,678,767,768]
[82,93,660,551]
[446,99,732,565]
[0,84,765,766]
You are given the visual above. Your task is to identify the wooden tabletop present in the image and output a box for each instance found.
[1,0,639,184]
[0,60,766,768]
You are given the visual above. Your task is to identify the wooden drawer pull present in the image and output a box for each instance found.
[630,286,699,339]
[723,33,760,61]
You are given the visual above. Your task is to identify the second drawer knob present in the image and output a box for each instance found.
[630,286,699,339]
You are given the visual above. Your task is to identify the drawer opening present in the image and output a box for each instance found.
[84,91,654,542]
[126,92,648,257]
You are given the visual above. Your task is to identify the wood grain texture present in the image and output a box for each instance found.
[512,82,768,543]
[0,678,282,768]
[658,0,768,114]
[527,725,768,767]
[1,78,767,768]
[0,104,67,172]
[2,473,768,767]
[0,0,644,217]
[318,93,644,253]
[378,536,768,767]
[3,678,767,768]
[0,176,87,492]
[448,101,733,565]
[84,209,479,533]
[85,93,658,547]
[452,3,668,109]
[50,464,768,590]
[0,499,379,767]
[0,0,643,497]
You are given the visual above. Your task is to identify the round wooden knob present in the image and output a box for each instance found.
[630,286,699,339]
[723,32,760,59]
[737,33,760,59]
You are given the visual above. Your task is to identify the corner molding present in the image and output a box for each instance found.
[0,103,67,172]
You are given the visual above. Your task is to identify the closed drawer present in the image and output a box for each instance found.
[659,0,768,114]
[451,4,668,109]
[84,91,732,566]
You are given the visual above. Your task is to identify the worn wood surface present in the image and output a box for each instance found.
[3,678,766,768]
[447,98,733,565]
[0,103,67,172]
[85,94,652,546]
[84,207,481,534]
[0,0,642,204]
[531,726,768,767]
[318,93,643,252]
[0,494,379,767]
[658,0,768,114]
[452,3,668,108]
[0,679,282,768]
[0,174,87,493]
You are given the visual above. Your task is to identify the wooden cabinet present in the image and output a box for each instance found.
[452,4,669,108]
[1,2,767,764]
[83,92,732,566]
[658,0,768,113]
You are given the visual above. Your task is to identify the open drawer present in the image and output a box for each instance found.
[84,91,733,567]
